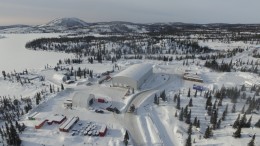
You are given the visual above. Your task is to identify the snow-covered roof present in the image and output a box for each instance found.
[113,63,152,81]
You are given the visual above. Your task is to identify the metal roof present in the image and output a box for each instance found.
[113,63,152,81]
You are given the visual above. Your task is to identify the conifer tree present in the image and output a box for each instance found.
[173,94,178,103]
[189,98,193,107]
[206,96,212,109]
[175,111,178,117]
[221,110,227,121]
[231,104,236,113]
[61,83,64,90]
[49,84,52,93]
[154,94,158,104]
[124,131,129,141]
[188,88,191,97]
[233,126,242,138]
[176,95,181,109]
[185,109,191,124]
[213,100,217,110]
[233,114,240,128]
[217,119,221,129]
[245,116,252,128]
[241,84,246,91]
[193,117,197,126]
[240,113,247,127]
[241,105,245,114]
[185,133,192,146]
[184,105,189,118]
[179,107,184,121]
[225,104,229,114]
[204,126,211,139]
[207,106,212,116]
[194,90,197,97]
[161,90,166,101]
[196,120,200,128]
[188,123,193,135]
[255,119,260,128]
[247,134,255,146]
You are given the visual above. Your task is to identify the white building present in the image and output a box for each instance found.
[72,92,94,108]
[112,63,153,89]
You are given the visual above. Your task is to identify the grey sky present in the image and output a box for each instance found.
[1,0,260,25]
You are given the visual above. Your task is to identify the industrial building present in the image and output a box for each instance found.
[112,63,153,90]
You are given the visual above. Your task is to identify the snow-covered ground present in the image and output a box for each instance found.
[0,34,260,146]
[0,33,72,72]
[198,40,256,51]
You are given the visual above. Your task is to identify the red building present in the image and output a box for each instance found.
[35,120,48,129]
[99,125,107,137]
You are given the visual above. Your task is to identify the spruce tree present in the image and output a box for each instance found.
[160,90,166,101]
[179,107,184,121]
[240,113,247,127]
[185,110,191,124]
[124,131,129,141]
[188,123,193,135]
[217,98,223,106]
[154,94,158,104]
[245,116,252,128]
[233,114,240,128]
[49,84,52,93]
[241,105,245,114]
[61,83,64,90]
[207,106,212,116]
[231,104,236,113]
[188,88,191,97]
[255,119,260,128]
[217,119,221,129]
[204,126,211,139]
[247,134,255,146]
[206,96,212,109]
[184,105,189,118]
[193,117,197,126]
[233,126,242,138]
[194,90,197,97]
[241,84,246,91]
[185,133,192,146]
[225,104,229,114]
[189,98,193,107]
[174,94,178,103]
[222,110,227,121]
[196,120,200,128]
[176,95,181,109]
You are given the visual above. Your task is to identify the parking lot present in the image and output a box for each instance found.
[70,120,104,137]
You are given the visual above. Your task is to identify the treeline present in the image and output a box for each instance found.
[25,35,213,60]
[204,59,232,72]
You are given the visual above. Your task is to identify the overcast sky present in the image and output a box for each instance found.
[1,0,260,25]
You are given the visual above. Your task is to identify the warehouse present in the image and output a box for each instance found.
[112,63,153,90]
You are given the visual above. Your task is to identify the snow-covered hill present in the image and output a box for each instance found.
[0,18,147,33]
[39,17,88,28]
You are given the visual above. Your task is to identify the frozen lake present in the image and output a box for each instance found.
[0,33,72,73]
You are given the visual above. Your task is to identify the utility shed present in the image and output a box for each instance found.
[112,63,153,89]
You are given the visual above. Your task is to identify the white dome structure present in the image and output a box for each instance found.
[72,92,94,108]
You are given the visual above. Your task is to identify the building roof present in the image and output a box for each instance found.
[113,63,153,81]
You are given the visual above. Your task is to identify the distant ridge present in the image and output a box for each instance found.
[38,17,89,28]
[1,17,260,33]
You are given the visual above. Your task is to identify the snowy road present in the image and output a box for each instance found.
[118,71,184,146]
